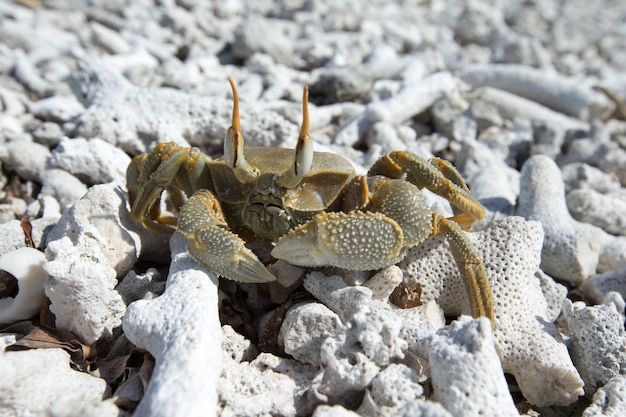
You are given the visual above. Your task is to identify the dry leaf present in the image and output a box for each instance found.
[5,325,94,368]
[20,217,34,248]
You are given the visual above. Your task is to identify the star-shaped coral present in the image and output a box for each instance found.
[398,216,584,406]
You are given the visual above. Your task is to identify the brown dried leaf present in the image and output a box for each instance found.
[20,217,34,248]
[5,325,94,366]
[38,297,56,327]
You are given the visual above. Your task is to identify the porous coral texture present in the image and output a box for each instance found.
[563,298,626,394]
[398,216,584,406]
[429,317,518,417]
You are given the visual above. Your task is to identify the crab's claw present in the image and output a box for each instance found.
[179,190,276,283]
[272,211,406,270]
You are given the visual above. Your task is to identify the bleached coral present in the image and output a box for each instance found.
[122,233,222,417]
[398,216,584,406]
[563,296,626,394]
[582,375,626,417]
[429,317,518,417]
[516,155,604,282]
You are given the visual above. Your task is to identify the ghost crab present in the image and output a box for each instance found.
[127,78,494,320]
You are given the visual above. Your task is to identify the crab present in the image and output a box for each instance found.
[126,78,494,321]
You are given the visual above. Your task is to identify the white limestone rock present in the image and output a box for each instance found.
[122,232,222,417]
[279,301,341,366]
[222,324,257,363]
[398,216,584,406]
[312,405,362,417]
[115,268,165,304]
[395,401,454,417]
[561,162,622,194]
[69,57,298,153]
[516,155,605,283]
[44,183,141,277]
[39,168,88,209]
[563,297,626,394]
[457,140,520,215]
[566,188,626,236]
[44,234,125,344]
[356,363,424,417]
[598,236,626,274]
[582,267,626,304]
[220,351,317,417]
[49,136,131,184]
[28,94,85,123]
[46,399,120,417]
[315,307,406,407]
[304,271,373,322]
[582,375,626,417]
[0,218,58,256]
[0,349,108,416]
[429,317,519,417]
[0,139,51,182]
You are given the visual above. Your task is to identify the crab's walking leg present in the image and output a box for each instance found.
[179,190,276,283]
[369,151,494,321]
[433,213,494,321]
[369,151,485,230]
[127,142,211,233]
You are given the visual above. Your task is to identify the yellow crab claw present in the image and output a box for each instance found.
[272,211,405,270]
[179,190,276,283]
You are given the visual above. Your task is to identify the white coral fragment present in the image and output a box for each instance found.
[220,351,317,417]
[0,247,47,324]
[0,349,109,416]
[44,235,125,344]
[563,297,626,394]
[429,317,518,417]
[279,301,341,366]
[399,216,584,406]
[516,154,604,282]
[582,375,626,417]
[122,233,222,417]
[316,307,406,406]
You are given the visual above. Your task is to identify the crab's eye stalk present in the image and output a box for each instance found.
[225,77,258,183]
[296,86,314,176]
[279,85,314,188]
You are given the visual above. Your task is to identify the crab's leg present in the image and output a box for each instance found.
[433,213,494,321]
[368,152,494,321]
[368,151,485,230]
[179,190,276,283]
[127,142,211,233]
